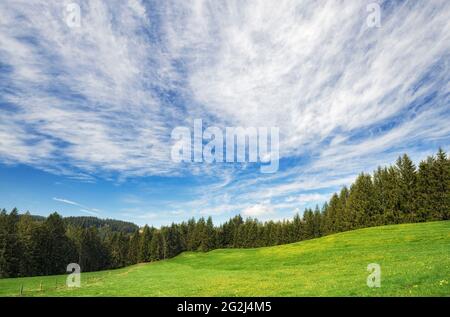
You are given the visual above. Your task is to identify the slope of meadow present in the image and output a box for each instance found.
[0,221,449,297]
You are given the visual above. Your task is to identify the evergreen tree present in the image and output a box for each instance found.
[396,154,418,222]
[161,224,182,258]
[417,157,436,221]
[17,212,38,276]
[303,209,315,239]
[383,166,403,224]
[78,227,109,272]
[105,232,121,268]
[292,213,304,241]
[195,218,209,251]
[325,194,339,234]
[0,208,22,278]
[43,213,77,275]
[319,202,328,235]
[432,148,450,220]
[313,205,322,238]
[149,230,163,261]
[127,230,140,264]
[205,217,216,250]
[139,225,152,262]
[186,218,198,251]
[178,222,189,251]
[373,167,391,224]
[346,173,375,228]
[30,222,52,276]
[337,187,350,230]
[230,215,244,247]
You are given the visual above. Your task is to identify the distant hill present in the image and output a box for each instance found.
[19,213,139,234]
[25,214,46,222]
[63,216,139,234]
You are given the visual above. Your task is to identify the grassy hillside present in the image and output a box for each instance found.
[1,221,449,296]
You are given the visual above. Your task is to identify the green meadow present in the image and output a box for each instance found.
[0,221,449,297]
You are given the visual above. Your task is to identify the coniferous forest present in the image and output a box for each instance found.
[1,149,449,278]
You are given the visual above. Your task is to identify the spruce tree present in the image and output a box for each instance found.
[346,173,375,228]
[319,202,328,236]
[43,212,77,275]
[205,217,216,251]
[417,157,435,221]
[0,209,22,277]
[17,212,37,276]
[292,213,304,241]
[149,230,163,261]
[384,166,402,224]
[396,154,418,222]
[338,187,350,230]
[303,209,315,239]
[127,230,140,264]
[139,225,152,262]
[313,205,322,238]
[433,148,450,220]
[325,194,339,234]
[195,218,208,251]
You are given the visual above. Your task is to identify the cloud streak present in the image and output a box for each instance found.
[53,197,100,216]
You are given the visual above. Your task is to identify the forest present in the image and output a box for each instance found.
[0,148,449,278]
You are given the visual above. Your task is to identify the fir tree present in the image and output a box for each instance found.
[149,230,163,261]
[0,208,22,277]
[396,154,418,222]
[139,225,152,262]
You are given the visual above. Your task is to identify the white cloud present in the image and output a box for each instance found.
[79,208,99,216]
[242,204,274,218]
[53,197,99,216]
[286,193,329,204]
[53,197,79,206]
[0,0,179,178]
[1,1,448,180]
[163,0,449,159]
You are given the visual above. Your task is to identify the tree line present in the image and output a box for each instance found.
[0,149,449,278]
[63,216,139,234]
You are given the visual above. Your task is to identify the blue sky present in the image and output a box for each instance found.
[0,1,449,226]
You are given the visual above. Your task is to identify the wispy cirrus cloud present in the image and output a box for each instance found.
[53,197,80,206]
[242,204,274,218]
[53,197,100,216]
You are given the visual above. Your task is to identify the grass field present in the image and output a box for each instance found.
[0,221,449,296]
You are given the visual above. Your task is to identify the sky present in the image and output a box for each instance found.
[0,0,449,227]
